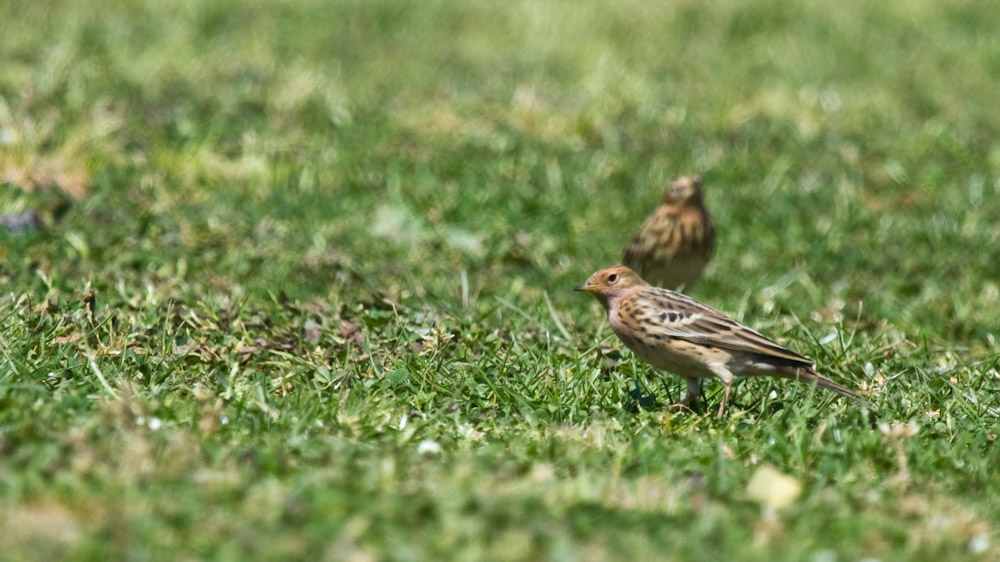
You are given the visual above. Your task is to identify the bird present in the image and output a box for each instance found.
[574,266,859,418]
[622,175,715,292]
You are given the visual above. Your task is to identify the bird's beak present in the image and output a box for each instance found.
[573,283,592,292]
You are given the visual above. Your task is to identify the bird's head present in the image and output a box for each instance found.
[574,266,647,306]
[662,175,704,206]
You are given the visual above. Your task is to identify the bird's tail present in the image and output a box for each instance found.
[774,365,860,400]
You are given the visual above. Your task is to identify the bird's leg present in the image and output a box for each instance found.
[717,381,732,419]
[666,378,702,413]
[707,364,735,419]
[681,377,702,406]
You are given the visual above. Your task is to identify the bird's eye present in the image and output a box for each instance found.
[608,274,618,283]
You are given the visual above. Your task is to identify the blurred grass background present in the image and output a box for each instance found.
[1,0,999,560]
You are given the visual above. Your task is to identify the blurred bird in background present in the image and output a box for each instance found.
[623,175,715,292]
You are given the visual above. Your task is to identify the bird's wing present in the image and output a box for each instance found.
[631,287,812,365]
[623,210,676,267]
[622,238,642,269]
[622,226,652,269]
[701,210,717,260]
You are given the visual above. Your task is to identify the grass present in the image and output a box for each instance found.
[2,0,1000,559]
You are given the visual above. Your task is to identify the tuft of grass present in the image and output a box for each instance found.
[2,0,1000,560]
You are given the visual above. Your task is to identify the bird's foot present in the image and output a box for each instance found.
[666,395,701,415]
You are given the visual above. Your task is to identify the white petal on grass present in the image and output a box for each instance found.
[444,227,484,256]
[811,550,837,562]
[820,89,842,113]
[969,533,989,554]
[417,440,441,455]
[370,205,428,245]
[747,465,802,510]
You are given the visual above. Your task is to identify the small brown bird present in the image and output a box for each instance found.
[623,175,715,292]
[575,266,859,418]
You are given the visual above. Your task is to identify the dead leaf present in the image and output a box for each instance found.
[52,333,82,344]
[303,319,321,344]
[173,344,221,362]
[339,320,365,343]
[237,346,261,359]
[252,338,293,351]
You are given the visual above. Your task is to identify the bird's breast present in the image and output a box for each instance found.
[609,311,717,377]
